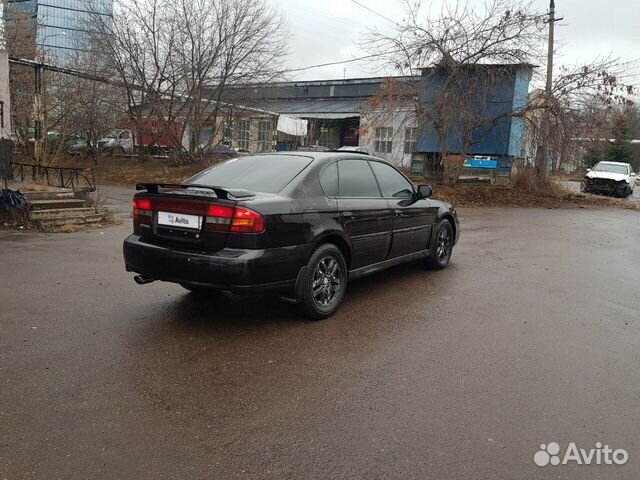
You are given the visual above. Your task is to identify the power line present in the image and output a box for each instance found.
[348,0,401,27]
[281,54,385,74]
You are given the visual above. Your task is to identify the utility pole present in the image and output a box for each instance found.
[0,2,13,141]
[537,0,561,178]
[545,0,555,102]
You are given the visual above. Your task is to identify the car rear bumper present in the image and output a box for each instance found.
[123,234,307,294]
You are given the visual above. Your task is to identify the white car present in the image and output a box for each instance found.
[97,129,134,154]
[581,161,636,197]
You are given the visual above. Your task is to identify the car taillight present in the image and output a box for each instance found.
[204,204,234,232]
[231,207,264,233]
[133,198,152,223]
[205,205,264,233]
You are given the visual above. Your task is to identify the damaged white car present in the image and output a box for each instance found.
[581,161,636,198]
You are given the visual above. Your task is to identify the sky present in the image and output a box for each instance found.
[274,0,640,82]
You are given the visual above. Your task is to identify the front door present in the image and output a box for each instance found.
[369,160,436,258]
[337,159,393,269]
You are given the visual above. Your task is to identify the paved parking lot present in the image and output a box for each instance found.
[1,207,639,479]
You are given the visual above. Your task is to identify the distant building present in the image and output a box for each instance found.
[6,0,112,63]
[136,67,533,164]
[221,76,419,165]
[229,68,532,170]
[413,63,533,175]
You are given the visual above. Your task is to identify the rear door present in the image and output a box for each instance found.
[336,159,393,269]
[369,160,436,258]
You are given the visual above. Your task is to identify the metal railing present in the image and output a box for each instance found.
[11,162,96,192]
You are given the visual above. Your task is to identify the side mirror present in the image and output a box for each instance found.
[417,184,432,199]
[586,168,591,172]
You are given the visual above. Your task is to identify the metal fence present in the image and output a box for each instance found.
[11,162,95,192]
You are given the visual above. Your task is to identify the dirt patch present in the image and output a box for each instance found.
[433,184,637,209]
[16,154,636,211]
[27,153,218,185]
[430,168,637,210]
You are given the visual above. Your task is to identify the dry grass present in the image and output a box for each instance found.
[434,170,637,210]
[15,154,637,212]
[36,153,216,185]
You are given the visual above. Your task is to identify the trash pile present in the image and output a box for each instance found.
[0,189,31,224]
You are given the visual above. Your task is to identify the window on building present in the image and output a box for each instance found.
[222,120,233,143]
[404,127,418,154]
[257,119,273,152]
[375,127,393,154]
[318,125,336,149]
[237,119,250,150]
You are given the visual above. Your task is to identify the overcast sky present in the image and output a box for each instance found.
[274,0,640,82]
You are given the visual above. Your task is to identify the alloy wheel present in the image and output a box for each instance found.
[436,227,452,261]
[312,255,342,308]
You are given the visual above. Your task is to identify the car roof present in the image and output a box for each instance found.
[596,161,631,166]
[254,151,393,166]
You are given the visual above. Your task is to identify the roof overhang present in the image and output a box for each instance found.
[286,113,360,120]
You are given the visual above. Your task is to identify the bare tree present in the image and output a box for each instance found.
[362,0,637,184]
[4,1,37,155]
[87,0,288,160]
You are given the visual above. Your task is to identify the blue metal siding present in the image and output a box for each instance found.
[416,66,531,157]
[507,67,532,156]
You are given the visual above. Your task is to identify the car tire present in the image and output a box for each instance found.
[426,219,454,270]
[299,244,348,320]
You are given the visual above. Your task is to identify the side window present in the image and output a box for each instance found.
[319,162,338,197]
[338,160,381,198]
[370,161,414,198]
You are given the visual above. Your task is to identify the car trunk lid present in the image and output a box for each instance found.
[133,183,255,251]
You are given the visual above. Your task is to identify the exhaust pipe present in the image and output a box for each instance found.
[134,275,155,285]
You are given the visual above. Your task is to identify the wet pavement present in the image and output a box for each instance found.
[1,208,639,479]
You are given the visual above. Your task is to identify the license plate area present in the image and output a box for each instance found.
[157,211,203,230]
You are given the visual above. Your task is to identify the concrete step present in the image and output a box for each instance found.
[36,213,105,228]
[24,189,76,201]
[30,207,95,220]
[31,198,87,210]
[85,214,104,223]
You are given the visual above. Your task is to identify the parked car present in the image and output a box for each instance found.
[97,122,182,154]
[67,138,96,156]
[581,161,636,197]
[97,129,134,154]
[200,143,249,157]
[123,152,459,319]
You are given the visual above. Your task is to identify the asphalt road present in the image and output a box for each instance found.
[1,208,639,479]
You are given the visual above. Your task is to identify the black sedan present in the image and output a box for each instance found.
[123,152,459,319]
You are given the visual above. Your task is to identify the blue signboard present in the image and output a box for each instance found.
[463,158,498,169]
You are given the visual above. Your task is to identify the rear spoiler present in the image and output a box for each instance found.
[135,183,255,200]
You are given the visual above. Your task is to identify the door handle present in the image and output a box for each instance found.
[342,211,356,219]
[394,210,408,217]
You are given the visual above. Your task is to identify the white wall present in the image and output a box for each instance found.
[359,108,416,168]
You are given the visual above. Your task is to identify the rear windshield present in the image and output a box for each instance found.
[187,155,312,194]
